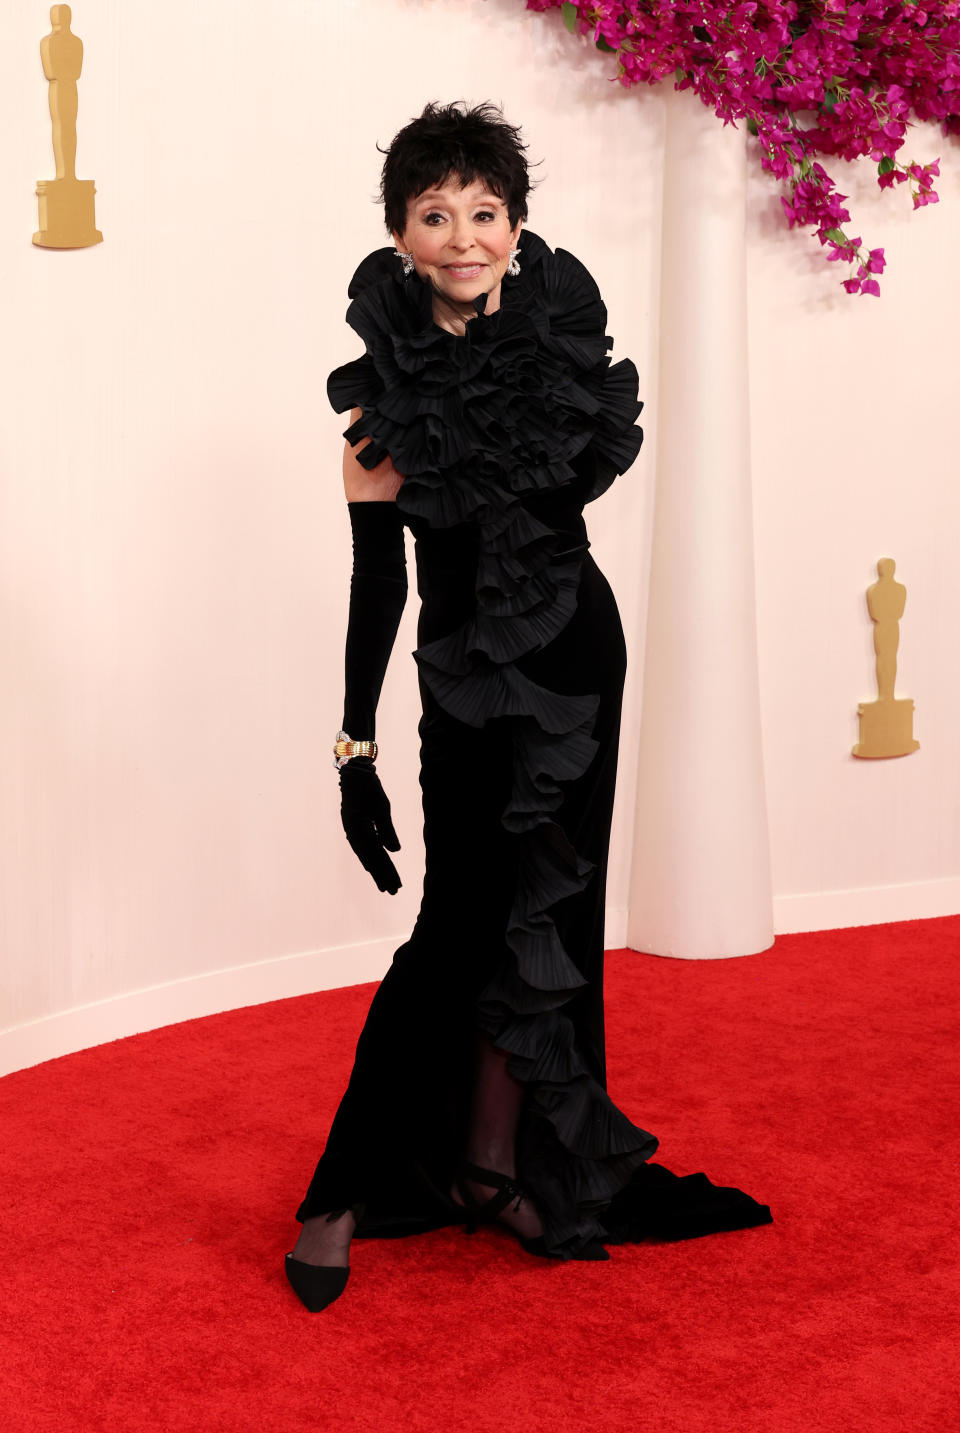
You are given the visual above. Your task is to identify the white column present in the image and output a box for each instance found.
[627,88,774,959]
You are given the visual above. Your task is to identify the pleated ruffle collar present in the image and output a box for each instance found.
[328,229,644,513]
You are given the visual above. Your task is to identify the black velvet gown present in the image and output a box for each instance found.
[295,231,772,1258]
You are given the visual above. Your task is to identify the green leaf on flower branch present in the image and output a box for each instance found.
[746,117,758,136]
[596,36,616,52]
[561,2,578,33]
[878,156,896,175]
[824,228,846,244]
[823,88,838,112]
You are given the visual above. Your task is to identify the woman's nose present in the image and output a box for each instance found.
[448,219,473,250]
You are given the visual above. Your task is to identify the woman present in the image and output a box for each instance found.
[286,102,772,1312]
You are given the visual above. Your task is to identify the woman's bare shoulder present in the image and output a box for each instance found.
[343,407,404,501]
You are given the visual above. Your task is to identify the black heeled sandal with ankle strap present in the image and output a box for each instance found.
[284,1203,366,1312]
[452,1160,609,1262]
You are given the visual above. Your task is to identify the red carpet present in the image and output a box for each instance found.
[2,917,957,1432]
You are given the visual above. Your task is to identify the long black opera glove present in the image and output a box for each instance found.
[338,501,407,894]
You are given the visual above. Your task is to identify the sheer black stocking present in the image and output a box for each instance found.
[291,1208,356,1268]
[450,1031,544,1242]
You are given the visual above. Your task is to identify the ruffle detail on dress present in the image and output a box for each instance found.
[599,1162,774,1242]
[502,715,600,833]
[328,231,651,1257]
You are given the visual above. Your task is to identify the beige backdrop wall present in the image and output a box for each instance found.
[1,0,957,1072]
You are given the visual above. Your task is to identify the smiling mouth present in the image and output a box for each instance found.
[444,263,485,277]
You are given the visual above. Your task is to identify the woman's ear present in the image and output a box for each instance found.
[391,229,408,254]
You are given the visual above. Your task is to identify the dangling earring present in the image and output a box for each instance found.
[507,246,521,277]
[395,250,415,277]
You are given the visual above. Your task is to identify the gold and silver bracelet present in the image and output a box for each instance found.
[333,730,379,770]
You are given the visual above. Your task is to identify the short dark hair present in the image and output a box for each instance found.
[379,101,531,235]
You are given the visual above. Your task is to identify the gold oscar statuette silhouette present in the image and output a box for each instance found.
[852,558,920,759]
[33,5,102,249]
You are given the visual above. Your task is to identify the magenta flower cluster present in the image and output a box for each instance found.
[525,1,960,296]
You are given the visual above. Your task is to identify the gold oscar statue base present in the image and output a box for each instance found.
[852,698,920,759]
[33,178,102,249]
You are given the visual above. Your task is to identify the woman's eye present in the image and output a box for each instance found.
[423,212,445,225]
[475,211,496,222]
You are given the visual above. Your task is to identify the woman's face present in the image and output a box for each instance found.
[394,176,522,317]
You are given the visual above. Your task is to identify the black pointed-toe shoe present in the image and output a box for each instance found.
[284,1205,362,1312]
[284,1253,350,1312]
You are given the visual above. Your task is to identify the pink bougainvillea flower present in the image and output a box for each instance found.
[527,0,959,297]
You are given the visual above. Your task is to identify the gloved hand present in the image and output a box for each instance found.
[337,499,407,893]
[339,756,401,894]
